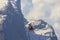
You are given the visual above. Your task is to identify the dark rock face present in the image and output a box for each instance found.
[0,0,27,40]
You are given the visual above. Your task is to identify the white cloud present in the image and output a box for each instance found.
[32,0,54,4]
[26,0,45,20]
[0,0,8,10]
[52,22,60,39]
[53,22,60,40]
[56,33,60,40]
[25,0,57,20]
[53,22,60,30]
[21,1,26,10]
[32,0,40,4]
[49,5,60,21]
[42,0,54,4]
[26,8,45,20]
[21,0,32,16]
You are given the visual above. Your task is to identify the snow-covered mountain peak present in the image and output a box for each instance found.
[26,19,47,29]
[28,19,41,26]
[25,19,58,40]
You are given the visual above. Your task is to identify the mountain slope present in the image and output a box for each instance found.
[25,19,58,40]
[0,0,27,40]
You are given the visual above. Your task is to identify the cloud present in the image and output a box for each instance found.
[53,22,60,39]
[53,22,60,30]
[21,0,27,10]
[25,0,57,20]
[21,0,32,16]
[0,0,8,10]
[26,10,45,20]
[21,3,26,10]
[56,33,60,40]
[32,0,54,4]
[49,5,60,21]
[26,0,46,20]
[22,0,60,24]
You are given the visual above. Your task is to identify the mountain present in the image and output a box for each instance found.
[25,19,58,40]
[0,0,27,40]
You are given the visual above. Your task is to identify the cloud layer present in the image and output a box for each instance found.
[23,0,56,20]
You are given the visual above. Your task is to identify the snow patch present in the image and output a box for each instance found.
[0,0,8,10]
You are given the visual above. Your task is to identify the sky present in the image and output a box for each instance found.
[0,0,60,40]
[21,0,60,40]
